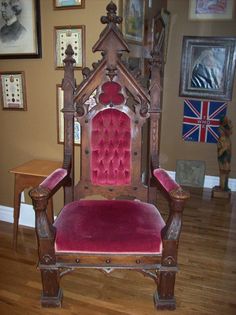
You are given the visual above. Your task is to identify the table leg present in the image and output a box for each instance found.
[13,175,22,250]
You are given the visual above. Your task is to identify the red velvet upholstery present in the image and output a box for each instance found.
[99,81,125,105]
[54,200,165,254]
[40,168,67,191]
[91,109,131,185]
[153,168,180,194]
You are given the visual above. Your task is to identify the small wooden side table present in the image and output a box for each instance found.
[9,159,62,249]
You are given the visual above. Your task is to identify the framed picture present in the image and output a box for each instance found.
[56,85,80,145]
[152,8,171,63]
[54,0,85,10]
[179,36,236,101]
[176,160,206,188]
[54,25,85,69]
[120,0,145,44]
[0,0,41,59]
[189,0,234,20]
[0,71,27,110]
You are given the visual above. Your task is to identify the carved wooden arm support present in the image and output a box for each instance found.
[153,168,190,241]
[153,168,190,266]
[29,186,58,264]
[29,167,69,237]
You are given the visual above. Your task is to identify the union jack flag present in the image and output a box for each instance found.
[182,99,227,143]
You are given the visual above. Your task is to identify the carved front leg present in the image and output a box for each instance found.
[154,269,177,310]
[154,189,189,310]
[154,241,178,310]
[30,187,62,307]
[40,269,63,307]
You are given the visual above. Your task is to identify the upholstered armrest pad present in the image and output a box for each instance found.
[40,168,68,191]
[153,168,180,194]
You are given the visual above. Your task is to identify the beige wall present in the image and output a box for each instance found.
[0,0,118,208]
[161,0,236,177]
[0,0,236,210]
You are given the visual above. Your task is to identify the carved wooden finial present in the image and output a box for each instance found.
[62,44,76,92]
[170,187,190,201]
[101,1,122,25]
[30,186,51,200]
[63,44,76,65]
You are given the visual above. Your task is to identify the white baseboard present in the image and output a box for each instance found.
[0,174,235,228]
[167,172,236,191]
[0,204,35,228]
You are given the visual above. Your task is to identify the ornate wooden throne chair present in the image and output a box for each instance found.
[30,2,189,310]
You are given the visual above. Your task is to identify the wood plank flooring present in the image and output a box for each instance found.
[0,188,236,314]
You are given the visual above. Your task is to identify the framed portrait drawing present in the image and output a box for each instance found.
[189,0,234,20]
[120,0,145,44]
[0,0,41,59]
[54,0,85,10]
[179,36,236,101]
[0,71,27,110]
[54,25,85,69]
[57,85,80,145]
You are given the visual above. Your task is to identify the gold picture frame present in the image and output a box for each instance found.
[54,25,85,69]
[0,71,27,110]
[53,0,85,10]
[120,0,145,44]
[189,0,234,20]
[56,84,81,145]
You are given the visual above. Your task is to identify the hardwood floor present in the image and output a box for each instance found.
[0,188,236,315]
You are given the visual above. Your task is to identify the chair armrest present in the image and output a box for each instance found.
[29,168,69,264]
[153,168,190,199]
[39,168,68,193]
[29,169,68,254]
[153,168,180,195]
[29,168,68,228]
[153,168,190,243]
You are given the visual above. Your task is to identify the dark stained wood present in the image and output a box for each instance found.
[28,2,189,311]
[1,188,236,314]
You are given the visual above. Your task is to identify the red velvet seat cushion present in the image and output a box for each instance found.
[54,200,165,254]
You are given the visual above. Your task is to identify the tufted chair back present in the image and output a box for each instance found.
[91,108,131,186]
[74,77,149,201]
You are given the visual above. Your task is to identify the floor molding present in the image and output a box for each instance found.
[167,172,236,191]
[0,204,35,228]
[1,174,235,228]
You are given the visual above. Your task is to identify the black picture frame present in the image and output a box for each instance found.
[179,36,236,101]
[0,0,42,59]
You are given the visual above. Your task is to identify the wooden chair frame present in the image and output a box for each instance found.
[30,2,189,310]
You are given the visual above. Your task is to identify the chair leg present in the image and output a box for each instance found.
[40,268,63,307]
[153,270,176,310]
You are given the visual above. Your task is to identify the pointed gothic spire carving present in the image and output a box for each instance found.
[101,1,122,25]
